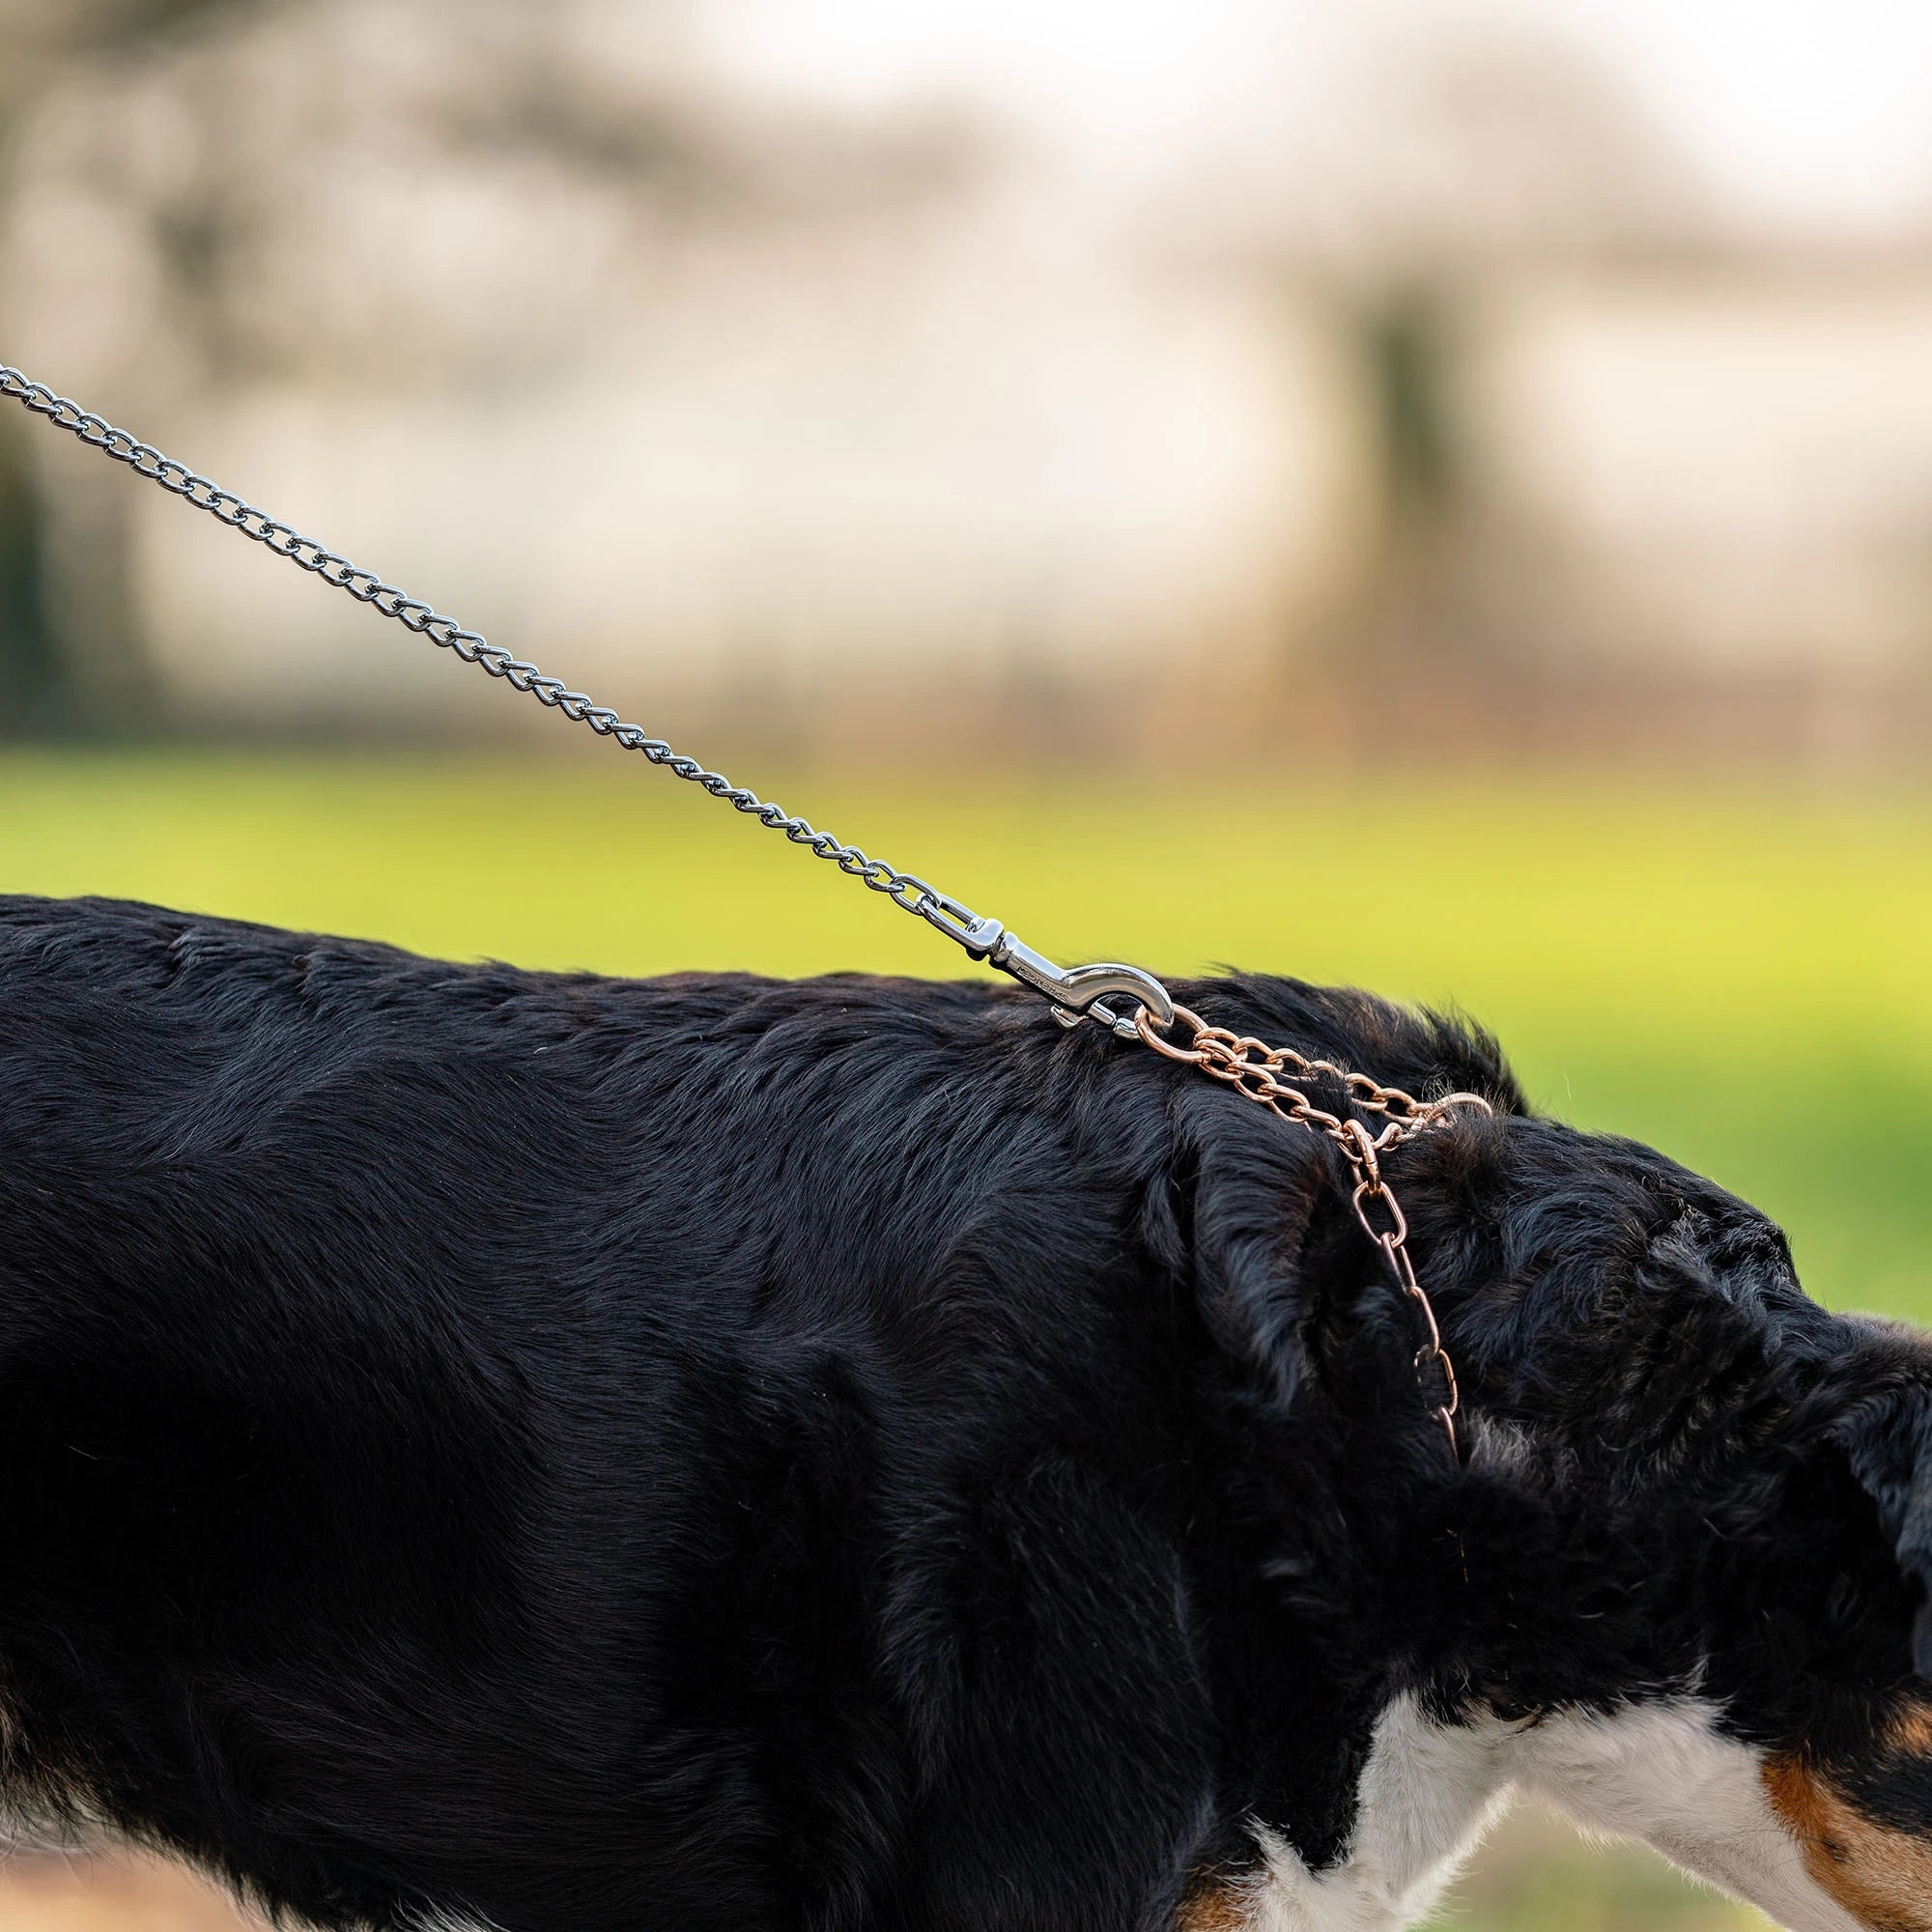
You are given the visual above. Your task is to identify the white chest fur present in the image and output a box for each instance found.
[1224,1696,1868,1932]
[1233,1696,1514,1932]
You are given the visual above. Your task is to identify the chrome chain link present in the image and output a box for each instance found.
[1,359,1491,1457]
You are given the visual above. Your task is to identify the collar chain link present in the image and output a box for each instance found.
[1137,1005,1492,1458]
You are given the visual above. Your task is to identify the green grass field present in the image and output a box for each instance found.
[5,746,1929,1930]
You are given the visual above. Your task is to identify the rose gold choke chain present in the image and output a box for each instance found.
[2,359,1492,1458]
[1138,1006,1492,1457]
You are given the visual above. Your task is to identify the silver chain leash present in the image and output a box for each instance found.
[0,363,1173,1036]
[1,359,1492,1456]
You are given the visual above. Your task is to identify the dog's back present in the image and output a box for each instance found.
[0,894,1302,1931]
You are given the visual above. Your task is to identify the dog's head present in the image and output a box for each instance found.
[1412,1113,1932,1931]
[1162,977,1932,1929]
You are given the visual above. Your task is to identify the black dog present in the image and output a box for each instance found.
[2,892,1929,1932]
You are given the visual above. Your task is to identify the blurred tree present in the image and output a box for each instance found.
[0,412,59,732]
[0,0,278,734]
[1343,281,1473,683]
[0,0,980,736]
[1365,285,1458,526]
[1253,23,1709,696]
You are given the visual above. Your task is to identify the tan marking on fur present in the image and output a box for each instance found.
[1177,1874,1253,1932]
[1886,1700,1932,1760]
[1764,1753,1932,1932]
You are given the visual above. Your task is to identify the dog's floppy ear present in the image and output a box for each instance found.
[1834,1385,1932,1678]
[1161,1094,1351,1415]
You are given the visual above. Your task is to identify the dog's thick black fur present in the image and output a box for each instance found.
[2,894,1930,1931]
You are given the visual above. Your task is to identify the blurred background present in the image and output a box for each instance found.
[4,0,1932,1925]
